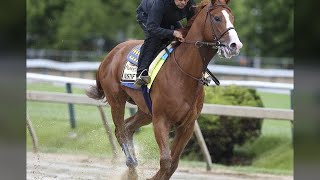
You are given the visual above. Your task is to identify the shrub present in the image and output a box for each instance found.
[182,85,264,164]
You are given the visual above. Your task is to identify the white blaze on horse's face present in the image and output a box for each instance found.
[221,10,243,54]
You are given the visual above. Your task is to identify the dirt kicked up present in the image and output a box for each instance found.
[27,152,292,180]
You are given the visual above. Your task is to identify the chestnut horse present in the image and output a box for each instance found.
[86,0,242,179]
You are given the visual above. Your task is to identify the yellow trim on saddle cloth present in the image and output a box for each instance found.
[147,44,173,89]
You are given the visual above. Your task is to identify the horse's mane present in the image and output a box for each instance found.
[178,0,212,38]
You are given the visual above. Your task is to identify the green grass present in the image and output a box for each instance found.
[27,83,293,175]
[258,91,291,109]
[232,91,293,173]
[27,100,159,159]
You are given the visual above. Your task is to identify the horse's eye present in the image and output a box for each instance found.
[214,16,221,22]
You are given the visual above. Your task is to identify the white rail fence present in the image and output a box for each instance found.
[27,73,293,92]
[27,59,293,78]
[27,91,293,121]
[26,73,293,171]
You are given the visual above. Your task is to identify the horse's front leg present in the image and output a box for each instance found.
[148,117,172,180]
[166,120,196,179]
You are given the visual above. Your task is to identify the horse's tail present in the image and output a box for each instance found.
[85,66,105,100]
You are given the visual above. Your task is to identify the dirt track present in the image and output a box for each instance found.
[27,152,292,180]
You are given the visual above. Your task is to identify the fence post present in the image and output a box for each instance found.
[66,83,76,129]
[253,57,261,68]
[26,113,39,153]
[193,120,212,171]
[97,106,118,159]
[129,107,140,133]
[129,108,136,116]
[290,89,294,141]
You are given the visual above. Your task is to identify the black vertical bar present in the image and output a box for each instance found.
[129,108,136,116]
[66,83,76,129]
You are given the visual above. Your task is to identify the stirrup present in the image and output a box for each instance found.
[140,75,151,84]
[134,75,151,88]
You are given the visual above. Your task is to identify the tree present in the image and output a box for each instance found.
[55,0,109,50]
[27,0,144,51]
[100,0,144,40]
[229,0,293,57]
[27,0,293,57]
[27,0,69,48]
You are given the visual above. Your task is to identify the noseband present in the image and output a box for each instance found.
[183,3,234,49]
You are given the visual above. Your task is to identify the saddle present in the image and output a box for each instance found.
[120,43,218,90]
[120,43,174,90]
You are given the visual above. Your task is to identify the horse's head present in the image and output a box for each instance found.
[201,0,242,58]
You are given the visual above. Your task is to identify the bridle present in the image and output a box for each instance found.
[173,2,234,85]
[182,3,234,49]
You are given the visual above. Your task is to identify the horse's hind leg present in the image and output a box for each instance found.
[124,109,152,165]
[107,92,138,168]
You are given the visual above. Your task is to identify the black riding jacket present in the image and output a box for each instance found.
[136,0,195,38]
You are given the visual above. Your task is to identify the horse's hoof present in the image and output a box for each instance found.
[126,157,138,168]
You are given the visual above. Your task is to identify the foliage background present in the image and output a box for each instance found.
[179,86,263,164]
[27,0,293,57]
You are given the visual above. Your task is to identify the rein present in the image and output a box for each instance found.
[172,50,203,83]
[182,40,220,49]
